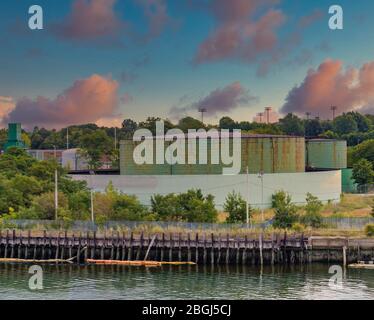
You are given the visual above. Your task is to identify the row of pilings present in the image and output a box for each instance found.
[0,230,373,265]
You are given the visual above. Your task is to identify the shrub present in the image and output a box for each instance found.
[301,193,323,228]
[291,222,305,233]
[224,191,251,224]
[272,190,298,229]
[151,189,218,223]
[352,159,374,187]
[365,224,374,237]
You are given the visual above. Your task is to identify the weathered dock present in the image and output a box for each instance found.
[0,230,373,265]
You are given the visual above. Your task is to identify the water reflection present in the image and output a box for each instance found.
[0,263,373,300]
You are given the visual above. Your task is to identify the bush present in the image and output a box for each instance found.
[224,191,251,224]
[272,191,298,229]
[365,224,374,237]
[352,159,374,186]
[301,193,323,228]
[291,222,305,233]
[151,189,218,223]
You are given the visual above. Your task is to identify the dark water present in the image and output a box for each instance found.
[0,263,373,300]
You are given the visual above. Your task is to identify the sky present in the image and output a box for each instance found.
[1,0,374,130]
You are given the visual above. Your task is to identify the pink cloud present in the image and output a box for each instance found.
[3,75,119,129]
[194,0,285,65]
[281,59,374,118]
[170,81,257,118]
[52,0,124,41]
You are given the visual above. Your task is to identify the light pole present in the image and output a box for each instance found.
[89,170,95,223]
[66,127,70,150]
[258,171,264,222]
[198,108,207,123]
[246,166,250,227]
[331,106,337,120]
[54,146,58,220]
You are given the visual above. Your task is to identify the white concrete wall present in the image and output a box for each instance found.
[70,171,342,209]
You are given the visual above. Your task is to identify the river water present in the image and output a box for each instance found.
[0,263,373,300]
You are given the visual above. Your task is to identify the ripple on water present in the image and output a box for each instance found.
[0,263,373,300]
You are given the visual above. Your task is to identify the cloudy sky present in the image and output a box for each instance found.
[1,0,374,129]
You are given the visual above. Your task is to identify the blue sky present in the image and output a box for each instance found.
[1,0,374,129]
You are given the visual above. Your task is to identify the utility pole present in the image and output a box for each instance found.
[258,171,264,222]
[198,108,207,123]
[89,170,95,223]
[114,127,117,150]
[246,166,250,227]
[66,127,69,149]
[331,106,337,120]
[54,146,58,220]
[257,112,264,123]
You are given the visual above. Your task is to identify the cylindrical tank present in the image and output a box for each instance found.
[242,136,305,174]
[120,135,306,175]
[306,139,347,169]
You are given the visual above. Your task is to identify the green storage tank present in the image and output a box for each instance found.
[341,168,357,193]
[306,139,347,170]
[4,123,26,151]
[120,134,305,175]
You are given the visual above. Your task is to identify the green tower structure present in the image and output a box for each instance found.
[4,123,26,151]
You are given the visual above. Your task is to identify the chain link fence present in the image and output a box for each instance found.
[4,217,374,232]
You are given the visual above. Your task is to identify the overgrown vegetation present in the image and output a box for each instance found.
[300,193,323,228]
[224,191,252,224]
[365,224,374,237]
[271,191,299,229]
[151,189,217,223]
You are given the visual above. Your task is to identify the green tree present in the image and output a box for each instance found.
[305,119,323,137]
[219,117,237,130]
[352,159,374,187]
[272,190,298,229]
[224,191,250,223]
[333,113,358,135]
[178,117,204,132]
[301,193,323,228]
[279,113,305,136]
[80,130,114,168]
[151,189,217,223]
[349,139,374,166]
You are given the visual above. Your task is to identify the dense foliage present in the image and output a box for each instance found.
[224,191,251,223]
[271,191,299,229]
[151,189,218,223]
[2,111,374,169]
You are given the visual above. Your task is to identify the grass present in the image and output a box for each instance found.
[1,194,373,238]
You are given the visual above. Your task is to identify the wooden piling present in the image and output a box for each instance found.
[211,233,214,265]
[168,234,173,262]
[259,233,263,266]
[187,233,191,262]
[195,233,199,264]
[217,234,222,265]
[178,233,182,262]
[160,233,165,262]
[225,234,230,265]
[242,235,247,265]
[271,233,275,265]
[55,233,60,260]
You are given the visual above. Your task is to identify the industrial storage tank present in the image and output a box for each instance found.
[120,134,305,175]
[306,139,347,170]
